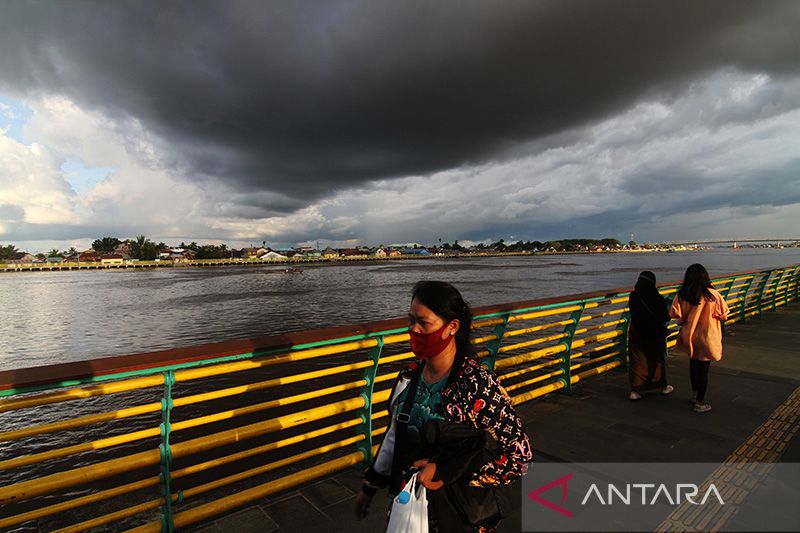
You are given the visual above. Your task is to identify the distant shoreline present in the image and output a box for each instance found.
[0,248,700,273]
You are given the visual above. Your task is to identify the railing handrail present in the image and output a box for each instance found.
[1,263,797,393]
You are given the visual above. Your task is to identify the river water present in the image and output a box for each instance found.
[1,248,798,371]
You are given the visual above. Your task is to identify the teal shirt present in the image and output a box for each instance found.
[397,374,447,444]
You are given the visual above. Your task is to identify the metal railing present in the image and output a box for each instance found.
[0,264,797,532]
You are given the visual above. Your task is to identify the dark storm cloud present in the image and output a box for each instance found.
[1,0,798,213]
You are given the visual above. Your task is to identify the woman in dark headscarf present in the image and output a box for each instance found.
[627,271,673,400]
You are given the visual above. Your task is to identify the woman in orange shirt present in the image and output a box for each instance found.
[669,264,730,413]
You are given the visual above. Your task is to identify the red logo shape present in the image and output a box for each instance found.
[528,472,574,518]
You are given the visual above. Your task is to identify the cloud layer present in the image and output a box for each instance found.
[0,1,799,248]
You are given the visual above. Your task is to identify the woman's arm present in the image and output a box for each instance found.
[669,296,683,321]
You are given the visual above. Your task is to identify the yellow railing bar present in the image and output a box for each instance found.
[570,361,622,384]
[569,352,619,372]
[0,476,159,530]
[175,435,365,506]
[0,394,378,504]
[377,352,414,364]
[579,307,626,322]
[504,370,564,391]
[0,447,160,505]
[511,380,566,405]
[0,358,380,443]
[0,375,165,413]
[0,426,161,471]
[61,434,372,533]
[572,319,625,336]
[0,401,161,442]
[570,341,619,360]
[471,333,499,344]
[497,358,562,382]
[55,499,165,533]
[503,319,574,338]
[472,317,506,329]
[0,417,373,530]
[497,332,570,354]
[570,329,623,349]
[0,376,374,469]
[494,344,567,370]
[169,379,368,434]
[172,339,380,383]
[127,451,369,532]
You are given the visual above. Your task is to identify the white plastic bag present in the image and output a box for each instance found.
[386,472,429,533]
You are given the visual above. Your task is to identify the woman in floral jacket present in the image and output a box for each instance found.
[355,281,533,532]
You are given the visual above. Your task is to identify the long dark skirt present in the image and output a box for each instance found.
[628,325,668,392]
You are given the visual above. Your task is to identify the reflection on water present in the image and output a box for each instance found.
[1,249,798,370]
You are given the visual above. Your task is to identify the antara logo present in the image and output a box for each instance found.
[528,474,725,518]
[581,483,725,506]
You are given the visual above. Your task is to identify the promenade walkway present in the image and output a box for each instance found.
[193,304,800,533]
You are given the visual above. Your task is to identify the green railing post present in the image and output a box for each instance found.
[753,271,772,318]
[793,266,800,303]
[559,304,586,392]
[357,336,384,466]
[774,268,791,308]
[738,275,756,323]
[159,370,176,533]
[485,314,510,373]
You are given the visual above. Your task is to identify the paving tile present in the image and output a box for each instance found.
[301,478,355,510]
[333,466,367,494]
[210,507,278,533]
[262,493,336,533]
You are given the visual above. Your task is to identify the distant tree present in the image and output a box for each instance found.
[0,244,18,260]
[601,238,622,248]
[131,235,158,260]
[67,246,78,255]
[35,253,46,261]
[92,237,121,253]
[490,239,506,251]
[452,240,465,251]
[628,240,638,247]
[47,248,62,257]
[195,245,224,259]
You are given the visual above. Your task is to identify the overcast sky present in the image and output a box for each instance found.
[1,0,799,252]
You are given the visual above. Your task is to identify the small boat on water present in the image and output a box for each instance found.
[284,267,303,274]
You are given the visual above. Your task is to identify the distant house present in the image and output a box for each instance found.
[100,254,125,265]
[6,252,34,264]
[46,256,65,263]
[295,247,321,258]
[322,247,340,259]
[340,248,367,258]
[388,249,403,257]
[260,251,288,260]
[401,248,431,256]
[374,248,388,258]
[80,251,101,262]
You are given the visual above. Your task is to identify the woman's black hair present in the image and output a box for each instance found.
[677,263,714,306]
[411,280,474,359]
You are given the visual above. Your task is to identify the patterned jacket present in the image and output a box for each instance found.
[363,357,533,494]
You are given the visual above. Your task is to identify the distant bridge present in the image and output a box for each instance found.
[667,238,799,245]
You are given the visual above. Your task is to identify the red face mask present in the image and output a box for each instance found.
[409,322,454,360]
